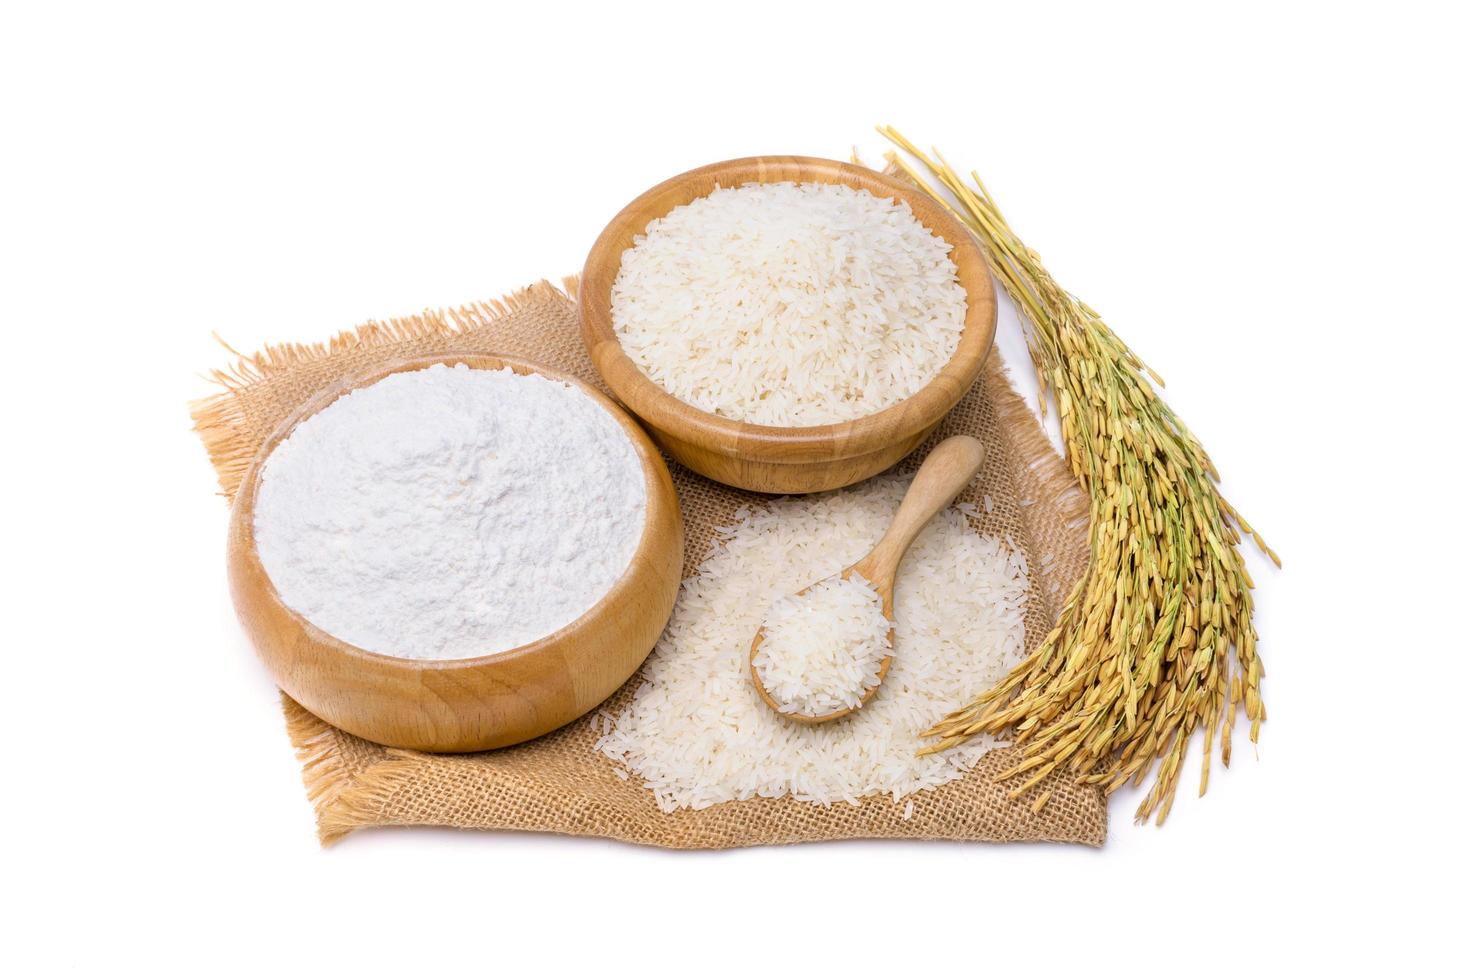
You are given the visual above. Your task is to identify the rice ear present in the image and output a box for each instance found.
[880,127,1273,824]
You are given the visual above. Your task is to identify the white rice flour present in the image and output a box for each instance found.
[253,364,647,660]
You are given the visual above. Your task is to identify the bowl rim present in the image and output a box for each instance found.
[579,155,997,460]
[230,351,679,672]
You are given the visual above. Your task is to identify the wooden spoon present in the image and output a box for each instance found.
[748,435,987,724]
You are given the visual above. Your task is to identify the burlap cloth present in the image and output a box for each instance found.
[192,278,1104,846]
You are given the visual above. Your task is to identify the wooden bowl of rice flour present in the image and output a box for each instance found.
[226,354,682,752]
[581,156,996,493]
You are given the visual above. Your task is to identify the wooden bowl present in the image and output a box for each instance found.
[580,155,997,494]
[226,353,683,753]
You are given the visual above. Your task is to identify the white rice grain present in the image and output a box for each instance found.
[610,182,967,427]
[595,475,1029,812]
[751,574,891,717]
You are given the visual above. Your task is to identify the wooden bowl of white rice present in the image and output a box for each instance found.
[226,354,683,753]
[581,156,996,493]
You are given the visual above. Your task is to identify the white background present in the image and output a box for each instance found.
[3,1,1465,975]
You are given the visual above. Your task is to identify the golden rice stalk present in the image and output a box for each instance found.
[879,126,1278,824]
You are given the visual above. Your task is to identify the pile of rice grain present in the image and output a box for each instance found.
[609,182,967,427]
[751,573,892,717]
[595,475,1029,813]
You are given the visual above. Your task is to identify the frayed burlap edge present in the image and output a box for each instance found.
[193,277,1105,848]
[281,696,418,844]
[191,278,583,500]
[984,363,1088,539]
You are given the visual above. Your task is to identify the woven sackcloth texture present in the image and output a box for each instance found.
[191,277,1105,847]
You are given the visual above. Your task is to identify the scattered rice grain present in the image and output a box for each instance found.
[596,475,1029,812]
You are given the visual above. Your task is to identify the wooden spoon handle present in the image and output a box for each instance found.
[858,436,986,581]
